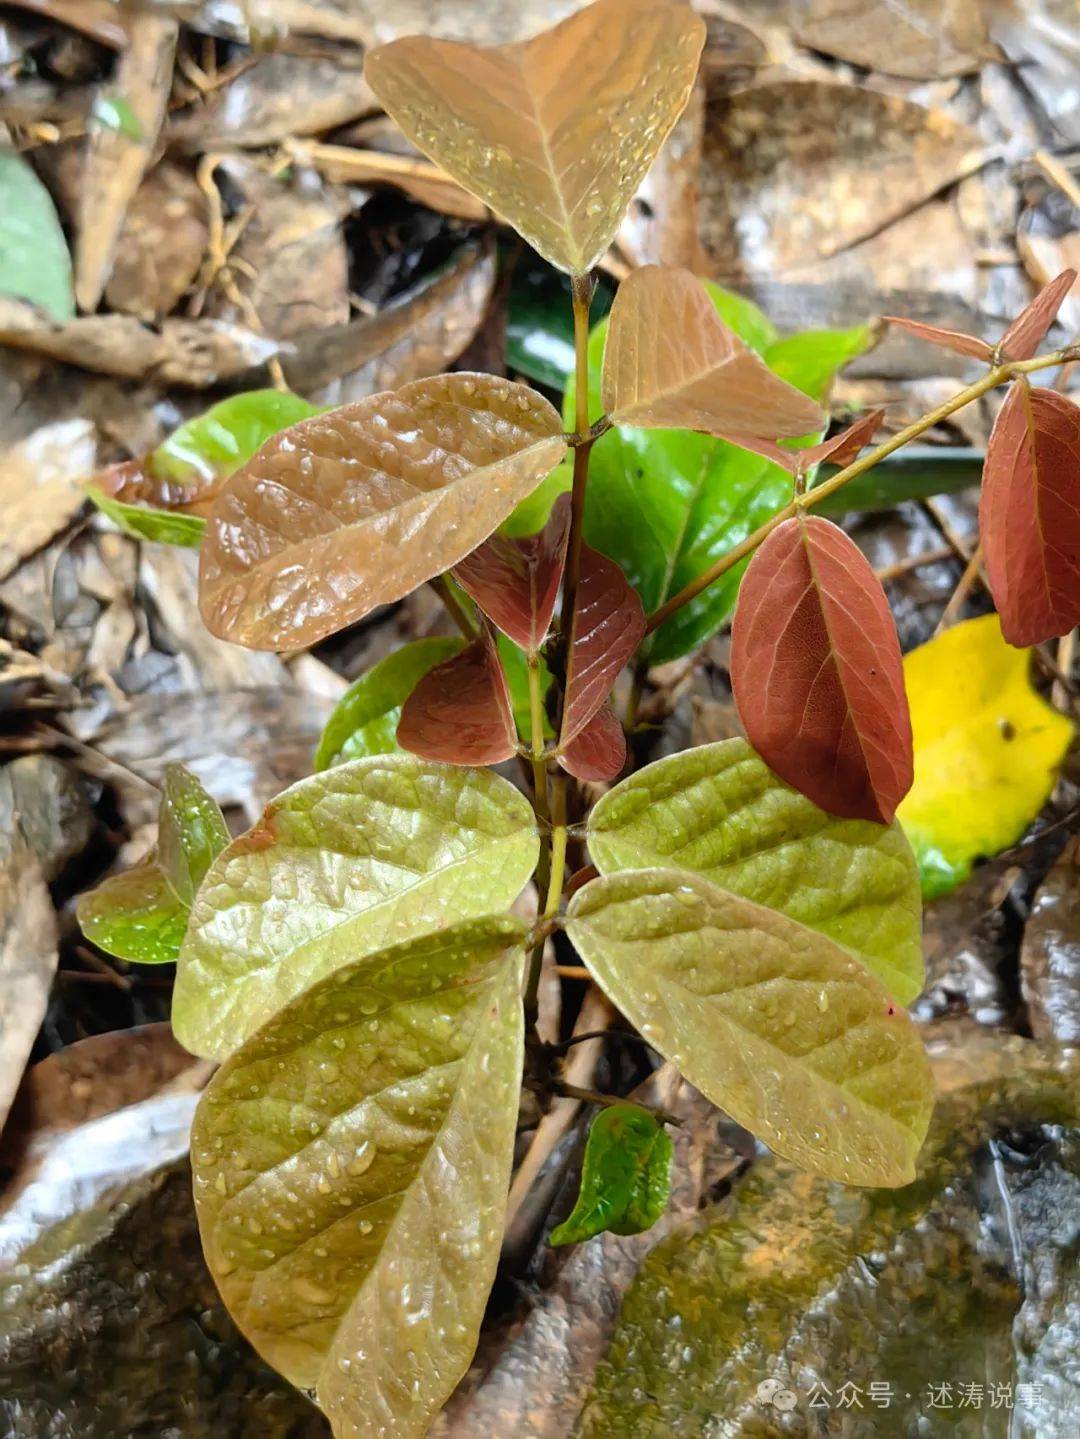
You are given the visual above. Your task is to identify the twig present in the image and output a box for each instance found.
[935,542,984,634]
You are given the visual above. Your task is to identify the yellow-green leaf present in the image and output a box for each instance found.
[191,918,525,1438]
[550,1104,673,1246]
[587,738,923,1004]
[898,613,1074,897]
[77,763,228,965]
[566,870,933,1187]
[364,0,705,275]
[173,755,538,1060]
[86,486,206,548]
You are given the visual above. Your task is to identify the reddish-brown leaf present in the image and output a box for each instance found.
[980,381,1080,647]
[198,373,566,652]
[723,408,886,477]
[881,316,993,362]
[561,544,645,745]
[731,514,913,824]
[94,457,220,516]
[452,494,570,651]
[998,268,1077,362]
[558,703,626,782]
[396,630,517,766]
[601,266,823,438]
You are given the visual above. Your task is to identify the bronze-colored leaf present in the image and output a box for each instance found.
[980,381,1080,647]
[561,543,645,746]
[558,702,626,782]
[198,373,566,652]
[999,268,1078,362]
[365,0,706,274]
[731,515,913,824]
[724,408,886,477]
[397,631,518,766]
[881,316,993,362]
[453,493,570,652]
[700,82,982,277]
[601,266,822,438]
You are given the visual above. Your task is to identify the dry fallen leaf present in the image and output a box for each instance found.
[75,12,177,313]
[0,419,96,580]
[103,162,209,322]
[365,0,705,273]
[780,0,993,80]
[602,266,822,438]
[199,373,567,651]
[700,81,983,278]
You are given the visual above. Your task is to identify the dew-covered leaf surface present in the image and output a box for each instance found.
[173,755,538,1059]
[192,919,525,1438]
[365,0,704,274]
[567,869,933,1186]
[587,737,923,1004]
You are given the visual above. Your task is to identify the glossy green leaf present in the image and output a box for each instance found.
[86,487,206,548]
[587,737,923,1004]
[77,764,228,965]
[550,1104,673,1246]
[314,638,466,770]
[0,148,74,322]
[565,288,871,663]
[566,870,934,1187]
[898,614,1074,897]
[173,754,539,1059]
[192,918,525,1438]
[505,260,613,391]
[501,456,573,539]
[151,389,323,486]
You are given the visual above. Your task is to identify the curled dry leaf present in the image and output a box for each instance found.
[365,0,705,274]
[732,515,913,825]
[396,630,518,766]
[566,869,933,1187]
[980,382,1080,646]
[558,702,626,783]
[880,316,994,362]
[173,755,538,1059]
[192,919,525,1439]
[561,543,646,747]
[453,493,571,652]
[198,373,566,652]
[998,267,1078,361]
[601,266,822,439]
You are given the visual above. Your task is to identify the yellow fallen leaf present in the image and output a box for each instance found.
[897,613,1073,896]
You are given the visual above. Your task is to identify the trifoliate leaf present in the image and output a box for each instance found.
[192,918,525,1439]
[897,614,1074,897]
[173,754,538,1059]
[587,737,923,1004]
[550,1104,673,1245]
[566,870,933,1187]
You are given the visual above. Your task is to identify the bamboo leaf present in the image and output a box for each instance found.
[364,0,705,274]
[173,755,538,1059]
[314,637,466,769]
[601,266,821,437]
[897,614,1075,897]
[550,1104,673,1245]
[731,515,913,824]
[192,919,525,1438]
[587,737,923,1004]
[566,869,933,1187]
[77,764,228,965]
[980,380,1080,646]
[199,373,566,651]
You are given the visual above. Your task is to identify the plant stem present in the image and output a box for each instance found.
[555,273,595,733]
[551,1082,681,1128]
[429,574,476,639]
[643,344,1080,637]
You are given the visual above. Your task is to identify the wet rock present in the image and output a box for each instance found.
[576,1046,1080,1437]
[1022,836,1080,1043]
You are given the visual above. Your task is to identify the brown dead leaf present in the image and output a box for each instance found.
[3,0,128,47]
[0,419,96,580]
[602,265,822,436]
[700,81,983,278]
[75,13,177,313]
[0,297,280,385]
[366,0,705,273]
[279,242,496,402]
[104,162,208,321]
[781,0,994,79]
[199,373,566,651]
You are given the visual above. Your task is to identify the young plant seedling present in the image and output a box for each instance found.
[77,2,1080,1435]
